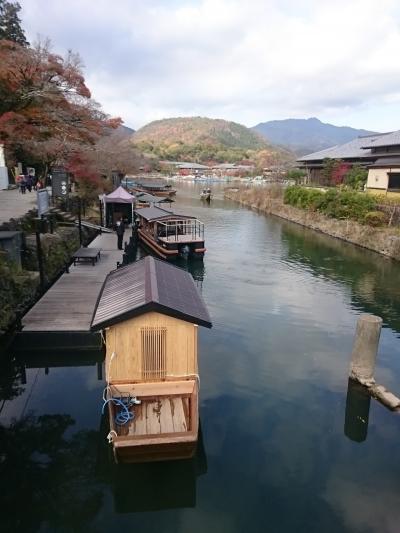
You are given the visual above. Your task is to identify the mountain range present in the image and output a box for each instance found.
[133,116,267,149]
[131,116,292,164]
[252,117,377,156]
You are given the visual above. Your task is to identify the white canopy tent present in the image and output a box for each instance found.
[100,186,135,227]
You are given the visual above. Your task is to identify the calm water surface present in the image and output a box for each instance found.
[1,182,400,533]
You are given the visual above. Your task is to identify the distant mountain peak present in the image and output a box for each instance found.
[252,118,378,156]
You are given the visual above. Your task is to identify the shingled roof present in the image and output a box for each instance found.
[297,134,383,162]
[135,206,194,221]
[91,256,212,330]
[361,130,400,149]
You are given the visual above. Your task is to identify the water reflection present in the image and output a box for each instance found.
[1,183,400,532]
[0,352,25,416]
[0,415,102,532]
[344,379,371,443]
[98,425,207,513]
[281,222,400,334]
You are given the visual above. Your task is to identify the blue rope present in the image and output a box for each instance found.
[102,396,135,425]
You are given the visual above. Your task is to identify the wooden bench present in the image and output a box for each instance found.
[72,247,101,266]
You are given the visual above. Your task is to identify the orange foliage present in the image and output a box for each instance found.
[0,39,122,173]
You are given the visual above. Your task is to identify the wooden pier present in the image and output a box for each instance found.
[15,232,123,350]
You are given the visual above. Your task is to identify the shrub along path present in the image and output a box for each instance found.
[225,187,400,261]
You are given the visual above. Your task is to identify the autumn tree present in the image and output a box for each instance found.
[0,39,121,179]
[86,132,155,180]
[0,1,28,45]
[331,162,351,185]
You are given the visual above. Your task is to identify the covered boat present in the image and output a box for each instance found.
[135,206,206,260]
[91,256,212,463]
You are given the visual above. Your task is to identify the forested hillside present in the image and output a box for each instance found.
[132,116,293,164]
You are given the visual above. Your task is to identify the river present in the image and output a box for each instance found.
[1,181,400,532]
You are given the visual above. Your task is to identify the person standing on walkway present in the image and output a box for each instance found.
[19,175,26,194]
[115,217,125,250]
[25,174,32,192]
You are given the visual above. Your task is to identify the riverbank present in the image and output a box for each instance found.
[0,215,97,336]
[225,187,400,261]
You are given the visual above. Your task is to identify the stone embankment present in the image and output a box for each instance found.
[225,188,400,261]
[0,214,96,335]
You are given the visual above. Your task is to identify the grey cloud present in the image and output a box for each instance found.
[20,0,400,129]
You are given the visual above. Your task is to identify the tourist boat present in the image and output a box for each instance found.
[200,188,212,201]
[91,256,212,463]
[135,192,174,208]
[134,178,176,198]
[135,206,206,260]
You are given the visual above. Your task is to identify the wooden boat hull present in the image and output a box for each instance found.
[114,436,197,463]
[133,187,176,198]
[108,380,199,464]
[138,229,205,261]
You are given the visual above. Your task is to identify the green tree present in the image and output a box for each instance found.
[0,1,28,46]
[344,164,368,190]
[286,168,306,183]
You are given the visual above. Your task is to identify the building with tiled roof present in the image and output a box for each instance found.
[297,131,400,192]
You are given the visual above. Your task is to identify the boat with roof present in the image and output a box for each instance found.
[134,206,206,260]
[91,256,212,463]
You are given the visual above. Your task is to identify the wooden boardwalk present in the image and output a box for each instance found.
[22,232,123,332]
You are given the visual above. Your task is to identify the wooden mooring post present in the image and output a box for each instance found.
[349,314,400,411]
[350,314,382,386]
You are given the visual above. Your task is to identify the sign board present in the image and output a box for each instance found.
[37,189,50,217]
[52,169,69,198]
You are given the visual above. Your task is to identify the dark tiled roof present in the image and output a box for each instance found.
[136,193,164,204]
[134,206,173,221]
[135,206,194,221]
[177,163,209,169]
[361,131,400,149]
[297,134,383,162]
[368,157,400,168]
[91,256,212,330]
[136,178,168,189]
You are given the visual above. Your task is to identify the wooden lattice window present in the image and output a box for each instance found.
[141,326,167,380]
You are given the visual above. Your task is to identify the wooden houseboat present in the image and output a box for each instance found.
[91,256,212,463]
[136,192,174,208]
[135,178,176,198]
[135,206,206,260]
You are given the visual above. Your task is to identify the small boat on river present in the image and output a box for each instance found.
[135,206,206,260]
[91,256,212,463]
[200,188,212,202]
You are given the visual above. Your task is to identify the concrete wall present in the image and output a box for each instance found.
[367,167,400,193]
[367,168,389,190]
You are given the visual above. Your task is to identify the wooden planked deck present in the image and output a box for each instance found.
[22,232,123,332]
[113,397,189,438]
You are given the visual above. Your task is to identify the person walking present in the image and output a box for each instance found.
[25,174,32,192]
[115,217,125,250]
[19,175,26,194]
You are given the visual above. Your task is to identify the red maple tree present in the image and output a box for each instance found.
[0,39,121,177]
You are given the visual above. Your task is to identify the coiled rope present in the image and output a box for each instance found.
[102,385,137,425]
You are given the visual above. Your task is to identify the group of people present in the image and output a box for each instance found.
[18,173,41,194]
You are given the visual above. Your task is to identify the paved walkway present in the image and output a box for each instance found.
[0,187,38,224]
[21,232,123,332]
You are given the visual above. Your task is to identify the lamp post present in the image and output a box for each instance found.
[78,196,83,246]
[34,217,45,293]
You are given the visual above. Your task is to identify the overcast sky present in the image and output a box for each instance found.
[20,0,400,132]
